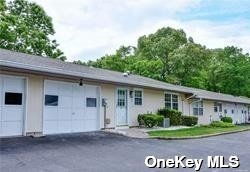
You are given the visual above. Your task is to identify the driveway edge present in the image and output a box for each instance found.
[150,128,250,140]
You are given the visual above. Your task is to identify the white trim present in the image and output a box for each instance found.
[133,88,143,106]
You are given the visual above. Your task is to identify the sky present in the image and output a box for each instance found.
[28,0,250,62]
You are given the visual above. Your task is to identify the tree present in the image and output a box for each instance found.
[0,0,66,60]
[137,27,187,79]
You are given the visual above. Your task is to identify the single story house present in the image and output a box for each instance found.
[1,48,250,137]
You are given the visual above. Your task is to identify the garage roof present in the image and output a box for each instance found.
[1,48,250,104]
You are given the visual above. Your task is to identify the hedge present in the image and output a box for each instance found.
[137,114,164,128]
[157,108,182,125]
[181,116,198,126]
[221,116,233,123]
[209,121,235,128]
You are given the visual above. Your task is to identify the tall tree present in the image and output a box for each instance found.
[137,27,187,79]
[0,0,66,60]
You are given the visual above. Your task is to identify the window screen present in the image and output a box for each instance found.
[5,92,22,105]
[45,95,58,106]
[86,98,97,107]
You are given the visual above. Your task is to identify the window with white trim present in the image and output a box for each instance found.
[193,101,203,116]
[134,90,142,105]
[165,93,178,110]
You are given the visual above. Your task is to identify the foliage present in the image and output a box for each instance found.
[0,0,65,60]
[221,116,233,123]
[209,121,235,128]
[77,27,250,98]
[181,116,198,126]
[157,108,182,125]
[137,114,164,128]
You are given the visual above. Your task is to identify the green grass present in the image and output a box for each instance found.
[148,125,250,138]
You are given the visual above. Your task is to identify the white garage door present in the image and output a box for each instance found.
[0,75,25,137]
[43,80,99,135]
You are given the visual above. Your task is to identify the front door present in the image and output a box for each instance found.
[116,88,128,126]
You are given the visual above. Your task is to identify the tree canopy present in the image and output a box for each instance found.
[78,27,250,98]
[0,0,66,60]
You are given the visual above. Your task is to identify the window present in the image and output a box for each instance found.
[242,110,244,114]
[193,101,203,116]
[232,109,234,114]
[214,102,222,112]
[134,90,142,105]
[45,95,58,106]
[165,93,178,110]
[86,98,97,107]
[224,109,227,114]
[214,103,218,112]
[5,92,22,105]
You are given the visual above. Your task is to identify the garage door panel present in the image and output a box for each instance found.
[58,108,72,120]
[72,109,85,120]
[44,107,58,120]
[58,121,71,133]
[84,120,97,131]
[44,81,58,95]
[1,121,22,136]
[3,77,24,92]
[59,96,72,108]
[43,80,99,134]
[58,83,72,96]
[2,106,23,121]
[43,121,58,134]
[71,120,84,132]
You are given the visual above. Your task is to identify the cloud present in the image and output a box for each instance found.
[28,0,250,61]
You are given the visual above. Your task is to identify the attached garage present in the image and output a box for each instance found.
[43,80,100,135]
[0,75,25,137]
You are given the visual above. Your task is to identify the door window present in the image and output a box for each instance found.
[5,92,22,105]
[86,98,97,107]
[45,95,58,106]
[117,90,126,107]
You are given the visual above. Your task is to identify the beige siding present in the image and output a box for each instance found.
[129,89,165,126]
[26,76,43,133]
[100,84,116,128]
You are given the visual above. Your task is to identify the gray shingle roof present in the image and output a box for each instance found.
[1,48,250,104]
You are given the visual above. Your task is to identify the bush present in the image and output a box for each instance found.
[210,121,235,128]
[157,108,182,125]
[181,116,198,126]
[221,116,233,123]
[137,114,164,128]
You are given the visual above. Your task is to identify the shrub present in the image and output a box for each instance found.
[137,114,144,126]
[221,116,233,123]
[157,108,182,125]
[181,116,198,126]
[137,114,164,128]
[210,121,235,128]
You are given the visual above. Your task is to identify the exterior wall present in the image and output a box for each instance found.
[100,84,116,128]
[1,70,250,136]
[26,76,43,133]
[129,88,165,126]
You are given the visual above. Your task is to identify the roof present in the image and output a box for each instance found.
[1,48,250,104]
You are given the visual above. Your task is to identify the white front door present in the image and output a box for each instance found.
[116,88,128,126]
[43,80,99,135]
[0,75,25,137]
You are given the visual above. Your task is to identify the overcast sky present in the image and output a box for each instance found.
[28,0,250,62]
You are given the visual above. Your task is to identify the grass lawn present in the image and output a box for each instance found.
[148,125,250,138]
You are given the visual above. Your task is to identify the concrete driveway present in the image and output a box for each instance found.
[1,131,250,172]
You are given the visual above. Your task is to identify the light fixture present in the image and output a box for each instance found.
[79,79,83,86]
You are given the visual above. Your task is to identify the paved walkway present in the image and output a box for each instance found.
[104,126,191,138]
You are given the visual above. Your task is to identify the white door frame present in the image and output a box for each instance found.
[0,74,27,137]
[115,87,129,127]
